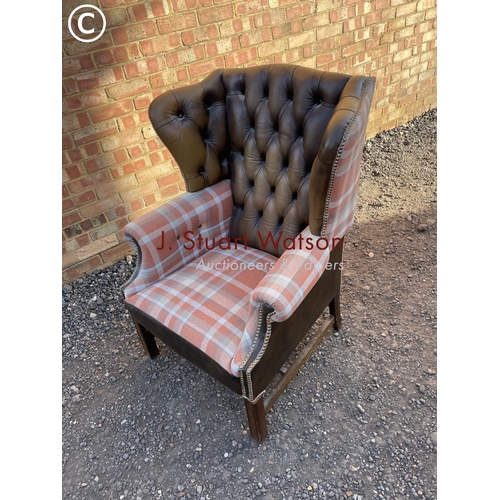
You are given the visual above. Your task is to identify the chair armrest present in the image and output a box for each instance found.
[250,227,331,322]
[233,228,332,375]
[123,179,234,298]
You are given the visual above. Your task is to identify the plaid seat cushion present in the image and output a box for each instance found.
[125,246,278,376]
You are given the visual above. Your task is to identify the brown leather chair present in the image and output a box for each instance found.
[122,64,375,442]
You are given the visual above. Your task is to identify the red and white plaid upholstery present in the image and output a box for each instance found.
[125,246,277,375]
[123,180,233,298]
[322,82,372,242]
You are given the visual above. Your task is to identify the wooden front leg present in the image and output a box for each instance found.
[245,398,268,443]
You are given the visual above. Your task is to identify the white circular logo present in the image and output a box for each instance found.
[68,4,106,43]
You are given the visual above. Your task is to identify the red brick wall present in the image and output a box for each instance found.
[62,0,437,282]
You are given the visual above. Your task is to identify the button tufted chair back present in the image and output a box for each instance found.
[149,64,374,257]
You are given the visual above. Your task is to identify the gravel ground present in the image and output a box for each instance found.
[62,109,437,500]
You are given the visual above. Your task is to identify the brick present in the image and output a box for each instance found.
[111,158,148,178]
[85,151,119,173]
[128,0,170,21]
[101,242,132,263]
[254,9,287,28]
[343,16,365,32]
[63,90,108,113]
[286,3,312,19]
[240,29,272,48]
[62,211,82,229]
[158,12,197,34]
[106,78,149,100]
[62,56,95,77]
[170,0,204,11]
[157,171,184,189]
[406,12,425,25]
[100,129,143,153]
[188,57,224,78]
[63,255,103,282]
[135,162,171,183]
[120,180,158,202]
[395,26,415,40]
[234,0,267,16]
[288,30,316,49]
[418,68,435,81]
[95,175,138,199]
[341,41,366,57]
[64,164,85,180]
[159,183,182,200]
[316,0,343,12]
[90,220,128,241]
[258,38,288,58]
[425,7,436,20]
[390,69,410,83]
[150,70,179,89]
[112,21,157,45]
[76,235,118,261]
[62,113,92,133]
[197,4,234,25]
[124,56,167,79]
[220,18,252,37]
[180,25,219,45]
[224,47,258,67]
[79,195,122,219]
[140,35,182,57]
[75,67,124,92]
[417,0,435,10]
[67,170,112,194]
[393,47,413,62]
[89,100,134,123]
[94,44,141,67]
[409,61,429,76]
[166,46,205,67]
[396,1,417,16]
[366,11,382,25]
[387,17,405,30]
[317,24,343,41]
[72,121,117,147]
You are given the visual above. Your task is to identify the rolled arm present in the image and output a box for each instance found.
[250,228,331,322]
[123,179,234,298]
[232,228,332,375]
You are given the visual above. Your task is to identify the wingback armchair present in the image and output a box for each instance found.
[122,64,375,442]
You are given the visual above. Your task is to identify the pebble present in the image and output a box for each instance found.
[430,432,437,446]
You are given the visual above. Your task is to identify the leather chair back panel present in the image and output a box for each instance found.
[223,65,351,256]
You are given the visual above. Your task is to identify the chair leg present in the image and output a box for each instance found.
[133,320,159,359]
[245,398,268,443]
[329,293,342,331]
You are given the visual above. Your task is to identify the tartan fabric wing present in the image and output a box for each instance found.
[125,246,277,375]
[322,82,373,241]
[123,180,234,298]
